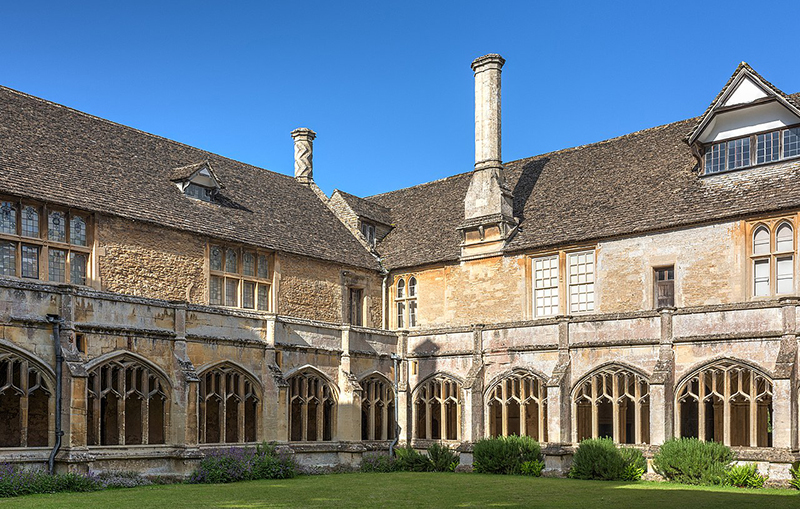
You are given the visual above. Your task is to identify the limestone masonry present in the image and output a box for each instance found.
[1,55,800,478]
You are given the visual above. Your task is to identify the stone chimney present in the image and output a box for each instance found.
[459,54,516,260]
[291,128,316,184]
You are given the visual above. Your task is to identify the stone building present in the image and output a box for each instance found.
[1,54,799,478]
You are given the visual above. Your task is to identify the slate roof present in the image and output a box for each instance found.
[370,93,800,270]
[0,86,379,270]
[336,190,393,226]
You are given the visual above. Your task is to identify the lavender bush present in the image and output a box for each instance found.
[188,442,297,484]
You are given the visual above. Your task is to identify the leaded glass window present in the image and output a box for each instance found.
[727,137,750,170]
[225,249,237,273]
[757,131,780,164]
[208,244,271,311]
[210,246,223,271]
[48,212,66,243]
[0,202,16,235]
[21,245,38,279]
[48,249,66,282]
[784,127,800,158]
[243,251,255,277]
[704,143,726,174]
[0,242,15,276]
[21,206,39,238]
[70,252,87,285]
[70,215,87,246]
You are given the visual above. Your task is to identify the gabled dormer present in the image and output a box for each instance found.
[170,161,224,202]
[687,63,800,175]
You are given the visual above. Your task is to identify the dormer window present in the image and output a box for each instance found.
[170,161,224,203]
[703,126,800,174]
[360,221,376,247]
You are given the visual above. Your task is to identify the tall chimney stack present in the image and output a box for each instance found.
[472,54,504,171]
[291,128,316,184]
[459,54,516,260]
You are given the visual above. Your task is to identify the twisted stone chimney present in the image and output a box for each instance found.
[291,128,316,185]
[459,54,516,260]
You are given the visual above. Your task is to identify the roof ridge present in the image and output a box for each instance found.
[0,84,297,183]
[369,115,698,200]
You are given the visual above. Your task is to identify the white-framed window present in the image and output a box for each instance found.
[533,255,559,317]
[750,220,794,297]
[360,221,376,247]
[209,244,272,311]
[394,275,418,328]
[568,250,595,313]
[704,125,800,175]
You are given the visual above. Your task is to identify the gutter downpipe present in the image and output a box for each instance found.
[389,353,401,457]
[46,314,64,475]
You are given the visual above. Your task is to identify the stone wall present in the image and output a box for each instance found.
[97,215,207,303]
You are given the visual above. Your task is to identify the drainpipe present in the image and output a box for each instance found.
[381,274,388,330]
[46,314,64,475]
[389,353,401,457]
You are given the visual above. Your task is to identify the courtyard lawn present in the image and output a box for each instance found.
[0,473,797,508]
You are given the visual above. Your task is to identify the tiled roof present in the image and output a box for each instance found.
[370,93,800,270]
[336,190,393,226]
[0,86,379,270]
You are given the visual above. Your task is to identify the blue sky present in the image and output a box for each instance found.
[2,2,798,197]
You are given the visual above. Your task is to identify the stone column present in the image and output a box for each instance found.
[472,54,504,171]
[396,332,410,444]
[336,326,361,442]
[463,324,485,442]
[261,315,282,442]
[290,128,316,185]
[172,303,199,448]
[773,298,799,449]
[547,317,571,444]
[649,308,675,445]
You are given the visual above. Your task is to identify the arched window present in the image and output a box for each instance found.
[751,221,795,296]
[0,351,52,447]
[413,375,461,441]
[288,371,336,442]
[573,366,650,444]
[676,360,772,447]
[87,355,168,446]
[199,364,260,444]
[395,276,418,329]
[360,375,395,441]
[487,371,547,441]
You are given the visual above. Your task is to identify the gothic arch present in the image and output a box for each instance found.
[197,361,262,444]
[0,344,55,447]
[412,372,463,441]
[675,358,773,447]
[85,352,170,446]
[484,368,548,441]
[286,367,337,442]
[571,363,651,445]
[359,372,396,441]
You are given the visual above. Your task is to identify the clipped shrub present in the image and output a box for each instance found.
[790,461,800,490]
[395,446,432,472]
[724,463,766,488]
[520,460,545,477]
[189,442,297,484]
[473,435,542,475]
[568,438,626,481]
[652,438,733,485]
[619,447,646,481]
[427,443,459,472]
[360,454,399,473]
[94,471,153,489]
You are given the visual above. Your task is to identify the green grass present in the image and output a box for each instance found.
[0,473,797,508]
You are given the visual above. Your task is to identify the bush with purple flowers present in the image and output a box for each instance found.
[188,442,297,484]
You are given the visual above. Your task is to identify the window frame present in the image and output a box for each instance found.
[360,221,376,247]
[702,123,800,175]
[0,196,92,286]
[747,217,796,299]
[528,247,597,318]
[653,265,675,309]
[394,275,419,329]
[207,242,273,311]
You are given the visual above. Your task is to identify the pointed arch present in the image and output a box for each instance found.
[675,358,773,447]
[571,363,650,445]
[286,367,337,442]
[359,372,395,441]
[85,352,170,447]
[0,344,55,447]
[197,361,262,444]
[484,368,548,441]
[412,372,462,441]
